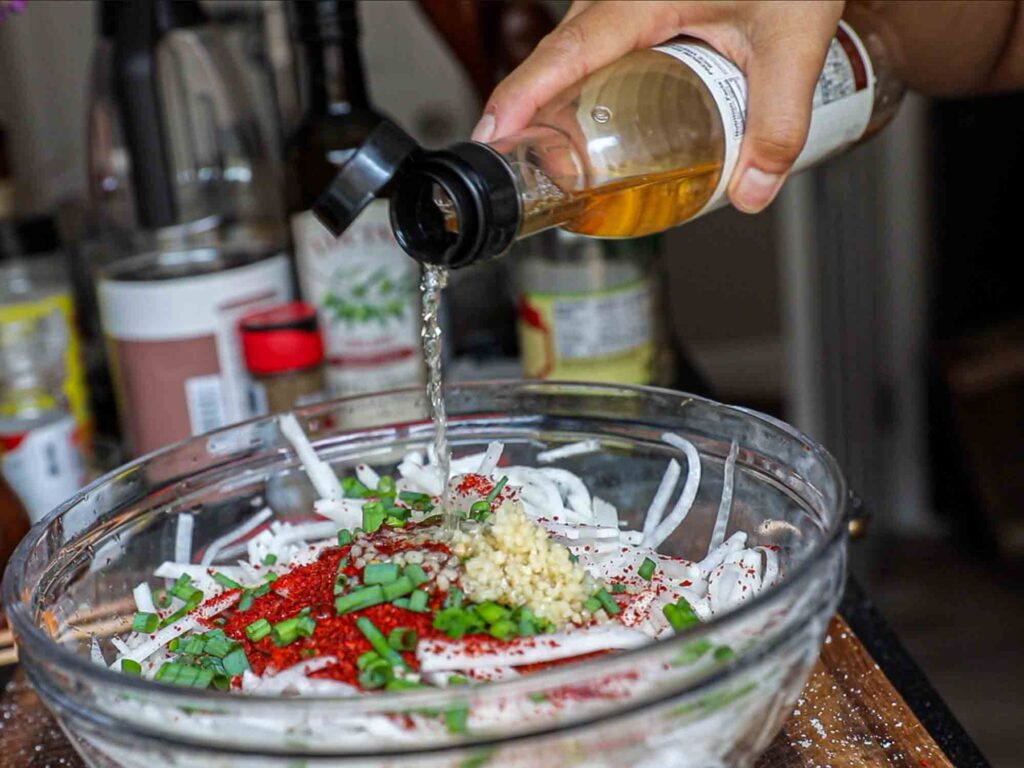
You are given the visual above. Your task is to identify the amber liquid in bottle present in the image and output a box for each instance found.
[486,11,903,243]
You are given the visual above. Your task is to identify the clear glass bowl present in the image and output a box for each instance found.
[3,382,848,768]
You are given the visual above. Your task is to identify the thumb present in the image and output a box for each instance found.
[728,35,833,213]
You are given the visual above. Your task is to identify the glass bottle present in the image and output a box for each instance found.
[515,230,673,385]
[0,311,86,524]
[239,302,327,414]
[287,0,425,397]
[313,12,904,268]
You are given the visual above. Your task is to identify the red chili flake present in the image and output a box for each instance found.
[213,545,445,686]
[680,579,692,587]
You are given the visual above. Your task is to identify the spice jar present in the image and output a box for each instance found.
[239,302,326,415]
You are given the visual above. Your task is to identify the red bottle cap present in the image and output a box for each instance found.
[239,302,324,375]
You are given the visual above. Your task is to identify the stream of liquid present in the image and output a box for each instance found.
[420,264,451,523]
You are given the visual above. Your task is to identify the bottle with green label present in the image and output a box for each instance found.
[286,0,423,396]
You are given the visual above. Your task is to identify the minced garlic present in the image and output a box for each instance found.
[452,501,596,627]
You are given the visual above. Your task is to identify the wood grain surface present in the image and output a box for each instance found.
[0,616,954,767]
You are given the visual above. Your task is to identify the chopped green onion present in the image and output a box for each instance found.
[594,588,620,615]
[170,575,203,604]
[356,651,380,670]
[381,575,415,601]
[638,557,657,581]
[245,618,271,642]
[447,674,469,686]
[355,616,409,669]
[568,553,579,564]
[271,617,302,646]
[342,476,370,498]
[610,582,627,594]
[168,638,181,652]
[238,592,254,612]
[362,502,385,533]
[388,627,418,651]
[222,647,250,676]
[386,678,426,691]
[434,606,485,640]
[377,475,396,495]
[403,564,428,587]
[183,636,207,656]
[204,636,233,658]
[528,692,548,703]
[297,615,317,637]
[445,703,469,734]
[384,515,406,527]
[713,645,736,662]
[469,500,491,521]
[132,612,159,634]
[663,596,700,632]
[476,602,508,624]
[392,597,411,609]
[583,597,602,614]
[486,476,508,503]
[671,639,713,666]
[445,587,464,609]
[335,584,385,615]
[212,572,242,590]
[363,562,400,585]
[488,619,516,641]
[408,589,429,613]
[358,660,391,689]
[263,553,278,565]
[337,529,353,546]
[120,659,142,676]
[399,491,432,504]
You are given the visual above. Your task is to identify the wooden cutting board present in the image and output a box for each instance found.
[0,616,954,767]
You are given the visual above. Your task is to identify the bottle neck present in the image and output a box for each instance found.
[297,1,371,115]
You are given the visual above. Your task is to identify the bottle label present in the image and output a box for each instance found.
[518,279,654,384]
[654,20,874,216]
[0,415,85,523]
[292,201,424,396]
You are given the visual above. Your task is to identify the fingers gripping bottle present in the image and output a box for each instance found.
[312,11,903,266]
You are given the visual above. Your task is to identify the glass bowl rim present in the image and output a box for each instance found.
[3,381,848,715]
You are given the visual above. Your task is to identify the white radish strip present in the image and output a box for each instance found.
[418,626,649,672]
[707,440,740,556]
[756,546,780,587]
[642,459,680,543]
[110,636,132,656]
[502,468,565,519]
[154,562,245,585]
[133,582,156,614]
[244,656,340,693]
[116,591,240,666]
[270,521,339,547]
[697,531,747,575]
[174,513,194,565]
[200,507,273,567]
[647,434,702,549]
[478,442,504,475]
[90,637,104,666]
[355,463,380,490]
[279,413,344,501]
[467,666,521,682]
[536,439,600,464]
[313,498,363,529]
[448,452,487,474]
[538,467,592,518]
[545,523,620,540]
[592,496,619,528]
[399,462,445,496]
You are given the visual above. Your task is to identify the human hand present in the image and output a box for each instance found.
[472,1,845,213]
